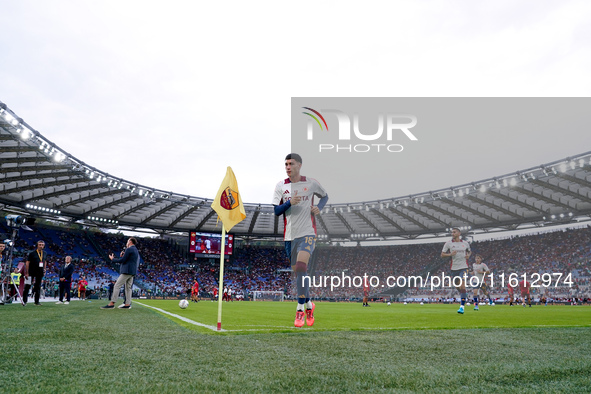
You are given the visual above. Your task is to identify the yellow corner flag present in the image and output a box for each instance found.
[211,167,246,232]
[211,167,246,331]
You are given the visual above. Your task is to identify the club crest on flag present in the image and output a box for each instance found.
[220,187,239,210]
[211,167,246,232]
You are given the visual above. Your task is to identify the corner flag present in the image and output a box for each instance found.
[211,167,246,232]
[211,167,246,331]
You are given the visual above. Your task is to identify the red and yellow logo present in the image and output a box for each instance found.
[219,187,240,210]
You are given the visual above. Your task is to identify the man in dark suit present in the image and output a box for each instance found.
[101,237,140,309]
[107,280,114,301]
[24,240,46,306]
[56,256,74,305]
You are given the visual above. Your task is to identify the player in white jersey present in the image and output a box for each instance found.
[471,254,493,310]
[273,153,328,327]
[441,227,471,314]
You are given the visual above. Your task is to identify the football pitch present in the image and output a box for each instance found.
[1,300,590,392]
[138,299,591,333]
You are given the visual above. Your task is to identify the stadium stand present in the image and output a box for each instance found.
[1,219,590,304]
[2,103,591,306]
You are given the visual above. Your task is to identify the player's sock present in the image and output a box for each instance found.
[306,300,313,309]
[461,294,467,306]
[295,261,309,302]
[473,296,478,306]
[295,261,310,312]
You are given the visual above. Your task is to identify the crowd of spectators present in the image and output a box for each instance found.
[404,226,591,302]
[2,221,590,302]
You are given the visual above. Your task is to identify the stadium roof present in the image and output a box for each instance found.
[2,101,591,241]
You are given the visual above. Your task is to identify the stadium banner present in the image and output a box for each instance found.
[291,98,591,205]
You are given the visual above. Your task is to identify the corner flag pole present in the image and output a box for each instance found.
[211,166,246,331]
[217,225,227,331]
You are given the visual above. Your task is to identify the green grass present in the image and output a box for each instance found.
[0,300,590,392]
[138,300,591,334]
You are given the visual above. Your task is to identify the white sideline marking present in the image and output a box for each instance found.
[136,302,225,332]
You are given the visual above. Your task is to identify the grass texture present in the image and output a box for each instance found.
[0,300,589,392]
